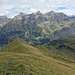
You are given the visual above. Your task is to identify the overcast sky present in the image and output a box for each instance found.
[0,0,75,18]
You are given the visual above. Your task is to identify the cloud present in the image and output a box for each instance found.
[0,0,75,18]
[27,8,38,14]
[57,9,75,16]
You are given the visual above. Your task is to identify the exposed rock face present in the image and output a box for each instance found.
[0,11,75,46]
[12,11,47,25]
[0,16,12,26]
[72,28,75,34]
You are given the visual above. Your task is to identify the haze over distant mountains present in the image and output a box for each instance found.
[0,11,75,47]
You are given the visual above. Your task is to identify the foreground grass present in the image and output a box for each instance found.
[0,37,75,75]
[0,52,75,75]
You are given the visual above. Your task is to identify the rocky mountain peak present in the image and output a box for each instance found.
[13,12,27,20]
[36,11,42,15]
[19,12,27,16]
[0,16,8,18]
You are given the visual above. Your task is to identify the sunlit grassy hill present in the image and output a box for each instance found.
[0,37,75,75]
[2,37,43,56]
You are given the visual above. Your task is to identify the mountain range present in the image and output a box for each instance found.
[0,11,75,75]
[0,11,75,47]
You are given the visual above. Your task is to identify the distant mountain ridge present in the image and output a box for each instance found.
[0,11,75,47]
[0,16,12,27]
[44,37,75,60]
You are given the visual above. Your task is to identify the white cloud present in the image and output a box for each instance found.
[57,9,75,16]
[0,0,75,18]
[27,8,38,14]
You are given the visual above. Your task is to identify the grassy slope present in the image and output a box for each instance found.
[0,37,75,75]
[44,37,75,60]
[64,37,75,49]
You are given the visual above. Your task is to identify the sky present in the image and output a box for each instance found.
[0,0,75,18]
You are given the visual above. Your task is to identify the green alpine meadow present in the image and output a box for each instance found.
[0,0,75,75]
[0,37,75,75]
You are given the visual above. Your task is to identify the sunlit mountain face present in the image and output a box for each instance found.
[0,11,75,47]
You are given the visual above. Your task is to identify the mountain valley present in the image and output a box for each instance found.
[0,11,75,75]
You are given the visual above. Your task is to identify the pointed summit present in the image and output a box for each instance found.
[45,11,55,17]
[36,11,42,15]
[13,12,27,20]
[19,12,27,16]
[50,11,54,13]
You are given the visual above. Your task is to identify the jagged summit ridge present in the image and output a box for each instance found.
[0,11,75,46]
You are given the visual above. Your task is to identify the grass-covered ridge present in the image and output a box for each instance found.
[44,37,75,60]
[0,37,75,75]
